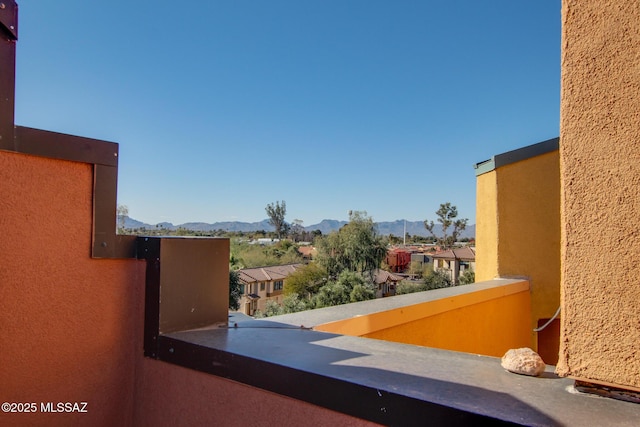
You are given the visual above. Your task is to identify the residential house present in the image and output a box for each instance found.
[385,248,411,273]
[431,247,475,284]
[237,264,303,315]
[372,269,402,298]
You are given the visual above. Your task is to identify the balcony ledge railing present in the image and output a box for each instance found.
[152,280,640,426]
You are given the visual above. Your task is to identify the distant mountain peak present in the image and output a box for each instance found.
[120,216,475,238]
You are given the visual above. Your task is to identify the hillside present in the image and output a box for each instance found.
[122,217,475,238]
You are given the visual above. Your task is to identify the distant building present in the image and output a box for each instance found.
[249,238,280,246]
[410,253,434,275]
[431,247,475,284]
[371,269,403,298]
[237,264,303,315]
[385,249,411,273]
[297,245,317,261]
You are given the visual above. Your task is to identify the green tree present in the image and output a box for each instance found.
[284,263,328,298]
[254,300,280,318]
[229,270,242,310]
[312,270,376,308]
[289,219,305,242]
[281,293,309,314]
[312,281,350,308]
[350,283,376,302]
[423,269,453,290]
[408,260,428,279]
[265,200,287,239]
[315,211,387,278]
[333,270,375,303]
[396,280,428,295]
[459,269,475,285]
[424,203,468,249]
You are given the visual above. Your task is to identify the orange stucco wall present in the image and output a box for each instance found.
[557,0,640,390]
[134,359,378,427]
[316,281,531,358]
[0,149,377,426]
[0,150,144,426]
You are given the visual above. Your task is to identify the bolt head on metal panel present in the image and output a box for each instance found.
[0,1,17,40]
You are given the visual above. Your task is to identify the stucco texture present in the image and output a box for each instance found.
[1,149,378,426]
[557,0,640,389]
[362,288,531,357]
[134,359,379,427]
[0,150,144,426]
[475,171,499,283]
[496,153,561,342]
[475,151,561,358]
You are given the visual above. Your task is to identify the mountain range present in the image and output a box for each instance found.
[122,217,475,238]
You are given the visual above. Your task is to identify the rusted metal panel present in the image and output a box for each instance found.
[0,1,18,40]
[91,164,118,258]
[13,126,119,166]
[138,236,231,358]
[139,237,161,358]
[0,2,16,150]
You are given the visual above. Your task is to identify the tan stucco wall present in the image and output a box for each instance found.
[475,151,560,357]
[557,0,640,389]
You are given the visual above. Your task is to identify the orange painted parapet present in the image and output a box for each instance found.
[315,280,531,358]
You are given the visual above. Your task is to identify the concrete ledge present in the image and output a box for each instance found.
[162,313,640,426]
[267,279,527,336]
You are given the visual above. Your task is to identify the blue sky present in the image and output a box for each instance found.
[14,1,561,226]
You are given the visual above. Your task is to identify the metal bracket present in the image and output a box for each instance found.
[0,1,17,40]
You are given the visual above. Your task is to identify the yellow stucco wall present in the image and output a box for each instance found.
[315,281,531,358]
[557,0,640,390]
[475,150,560,358]
[475,171,499,282]
[496,152,561,344]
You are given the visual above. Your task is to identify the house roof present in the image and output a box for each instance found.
[238,264,304,284]
[431,247,476,261]
[372,269,403,285]
[298,246,317,258]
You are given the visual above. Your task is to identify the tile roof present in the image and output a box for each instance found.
[372,269,403,284]
[238,264,304,284]
[431,247,476,261]
[297,246,317,257]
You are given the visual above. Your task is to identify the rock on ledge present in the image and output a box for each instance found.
[501,348,546,377]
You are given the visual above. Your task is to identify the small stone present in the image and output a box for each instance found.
[501,348,546,377]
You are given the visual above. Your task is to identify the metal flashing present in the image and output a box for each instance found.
[13,126,118,166]
[156,333,518,426]
[139,236,230,358]
[0,3,132,259]
[0,1,18,40]
[474,137,559,176]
